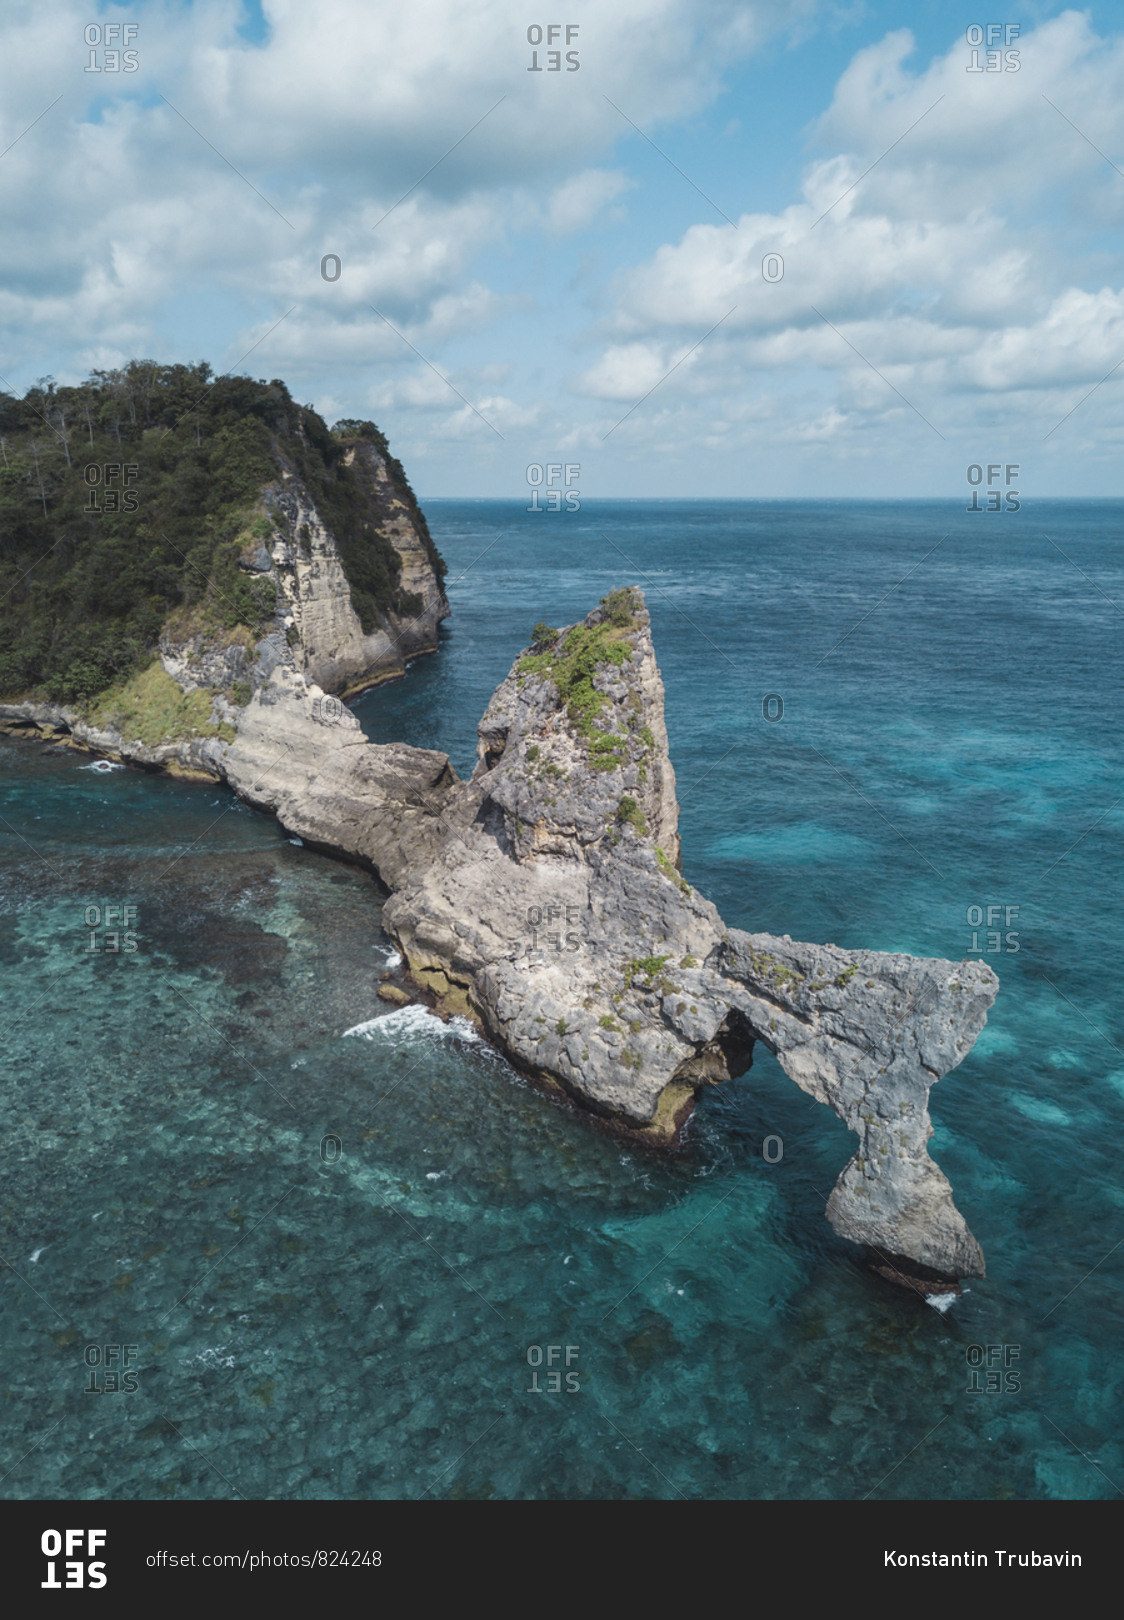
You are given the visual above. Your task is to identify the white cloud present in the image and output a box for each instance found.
[0,0,812,387]
[545,169,632,236]
[0,2,1121,490]
[577,341,678,401]
[574,11,1124,464]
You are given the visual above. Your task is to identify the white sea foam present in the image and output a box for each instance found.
[383,951,402,969]
[342,1005,480,1043]
[79,759,124,773]
[288,836,304,847]
[926,1291,964,1314]
[181,1345,237,1370]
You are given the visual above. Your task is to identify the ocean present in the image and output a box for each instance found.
[1,498,1121,1500]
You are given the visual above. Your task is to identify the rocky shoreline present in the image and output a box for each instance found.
[2,583,998,1295]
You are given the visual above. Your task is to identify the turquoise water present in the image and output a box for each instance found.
[1,499,1121,1500]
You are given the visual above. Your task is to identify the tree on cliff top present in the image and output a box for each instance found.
[0,367,444,704]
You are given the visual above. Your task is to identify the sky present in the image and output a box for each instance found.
[1,0,1122,495]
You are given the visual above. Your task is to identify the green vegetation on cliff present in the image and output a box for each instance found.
[517,588,642,770]
[0,363,445,703]
[86,660,235,746]
[330,417,446,629]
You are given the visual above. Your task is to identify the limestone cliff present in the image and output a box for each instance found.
[262,437,449,699]
[1,579,997,1293]
[0,425,448,773]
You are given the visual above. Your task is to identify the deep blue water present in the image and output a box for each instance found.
[1,499,1121,1500]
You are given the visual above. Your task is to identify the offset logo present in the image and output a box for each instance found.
[85,904,139,954]
[527,24,580,72]
[41,1529,107,1588]
[965,23,1021,72]
[966,903,1020,954]
[965,1343,1020,1392]
[966,462,1020,512]
[312,695,344,725]
[84,23,139,72]
[84,1343,140,1393]
[83,462,140,514]
[526,463,581,512]
[526,1344,580,1392]
[525,902,582,952]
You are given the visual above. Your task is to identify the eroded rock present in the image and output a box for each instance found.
[3,585,997,1289]
[379,590,997,1287]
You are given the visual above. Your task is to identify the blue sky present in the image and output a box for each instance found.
[1,1,1122,495]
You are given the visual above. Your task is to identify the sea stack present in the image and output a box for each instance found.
[202,584,997,1294]
[2,546,998,1294]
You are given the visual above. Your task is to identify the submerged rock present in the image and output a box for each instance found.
[377,983,412,1006]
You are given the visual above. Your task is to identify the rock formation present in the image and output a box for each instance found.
[0,429,449,775]
[1,583,997,1294]
[264,438,449,698]
[376,588,997,1293]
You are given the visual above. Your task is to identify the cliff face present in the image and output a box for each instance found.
[265,439,449,698]
[0,429,449,773]
[0,362,450,767]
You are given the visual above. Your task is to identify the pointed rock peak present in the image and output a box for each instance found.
[474,588,679,863]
